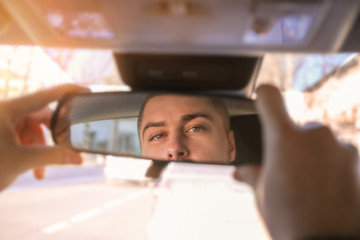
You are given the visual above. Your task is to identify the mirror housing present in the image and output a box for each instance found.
[51,91,262,166]
[114,54,262,95]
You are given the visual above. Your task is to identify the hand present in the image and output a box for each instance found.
[234,85,360,239]
[0,84,87,191]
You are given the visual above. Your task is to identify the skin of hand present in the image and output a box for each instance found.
[0,84,87,192]
[234,85,360,240]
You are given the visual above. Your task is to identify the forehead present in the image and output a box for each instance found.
[142,95,218,119]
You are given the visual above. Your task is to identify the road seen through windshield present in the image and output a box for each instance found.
[0,165,268,240]
[0,166,151,240]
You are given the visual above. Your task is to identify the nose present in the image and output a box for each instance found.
[167,133,189,161]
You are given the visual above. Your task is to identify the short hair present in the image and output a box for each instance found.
[137,94,230,134]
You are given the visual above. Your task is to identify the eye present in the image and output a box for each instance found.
[149,133,165,141]
[187,125,206,133]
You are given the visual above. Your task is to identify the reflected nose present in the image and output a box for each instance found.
[167,134,189,161]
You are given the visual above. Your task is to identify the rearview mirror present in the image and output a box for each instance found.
[51,92,262,165]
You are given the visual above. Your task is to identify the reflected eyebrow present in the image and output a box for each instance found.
[182,113,212,122]
[142,122,166,137]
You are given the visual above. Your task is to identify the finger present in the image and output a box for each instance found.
[302,122,339,146]
[33,167,46,180]
[303,122,358,159]
[302,121,324,130]
[340,141,359,163]
[18,123,45,145]
[25,107,53,128]
[233,165,261,189]
[16,146,82,173]
[255,85,295,138]
[6,84,89,117]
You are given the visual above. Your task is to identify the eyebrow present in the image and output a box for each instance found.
[181,113,212,123]
[142,113,212,137]
[142,121,166,137]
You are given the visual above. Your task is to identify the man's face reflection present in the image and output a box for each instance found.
[138,95,236,163]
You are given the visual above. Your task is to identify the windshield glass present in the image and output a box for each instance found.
[0,46,358,240]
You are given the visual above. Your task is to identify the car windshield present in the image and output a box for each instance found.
[0,46,359,240]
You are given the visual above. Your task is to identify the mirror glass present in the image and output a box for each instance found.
[52,92,261,165]
[70,118,141,155]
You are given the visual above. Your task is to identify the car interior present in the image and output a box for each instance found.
[1,1,360,239]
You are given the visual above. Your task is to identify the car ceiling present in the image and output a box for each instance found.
[0,0,359,54]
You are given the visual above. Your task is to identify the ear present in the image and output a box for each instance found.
[228,130,236,162]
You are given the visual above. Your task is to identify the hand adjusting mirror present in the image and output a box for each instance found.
[51,91,262,165]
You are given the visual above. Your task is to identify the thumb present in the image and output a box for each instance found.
[233,165,261,189]
[16,146,82,173]
[255,85,295,140]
